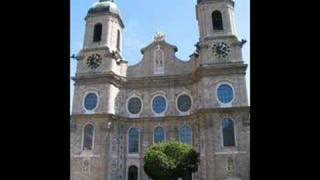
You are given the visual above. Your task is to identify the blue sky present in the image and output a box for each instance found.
[70,0,250,111]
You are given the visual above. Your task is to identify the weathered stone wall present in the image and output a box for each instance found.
[70,108,250,180]
[72,73,248,118]
[196,1,238,41]
[127,40,197,78]
[70,117,110,180]
[83,15,123,52]
[76,51,127,77]
[72,83,120,115]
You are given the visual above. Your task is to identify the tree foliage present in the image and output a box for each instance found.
[144,141,200,180]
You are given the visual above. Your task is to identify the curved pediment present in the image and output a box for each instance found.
[140,39,178,55]
[127,33,198,78]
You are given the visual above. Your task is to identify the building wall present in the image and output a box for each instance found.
[196,0,238,40]
[127,41,197,78]
[71,40,249,180]
[83,15,123,52]
[70,109,249,180]
[71,1,249,180]
[71,118,109,180]
[72,73,248,118]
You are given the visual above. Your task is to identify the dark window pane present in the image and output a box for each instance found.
[217,84,234,103]
[180,126,192,145]
[83,124,94,150]
[128,97,142,114]
[212,11,223,30]
[152,96,167,114]
[117,30,121,51]
[177,95,192,112]
[223,119,235,146]
[93,23,102,42]
[129,128,139,153]
[128,165,138,180]
[154,127,165,143]
[84,93,98,110]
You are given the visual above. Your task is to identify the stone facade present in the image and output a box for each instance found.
[71,0,250,180]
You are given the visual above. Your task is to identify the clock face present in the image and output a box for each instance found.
[86,54,102,69]
[212,42,231,58]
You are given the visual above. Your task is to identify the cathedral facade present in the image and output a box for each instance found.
[70,0,250,180]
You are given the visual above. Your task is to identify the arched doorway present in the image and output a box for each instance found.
[128,165,138,180]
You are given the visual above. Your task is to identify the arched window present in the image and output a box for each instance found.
[128,128,139,153]
[128,165,138,180]
[222,118,235,147]
[117,30,121,51]
[212,11,223,30]
[154,127,165,143]
[180,126,192,145]
[83,123,94,151]
[93,23,102,42]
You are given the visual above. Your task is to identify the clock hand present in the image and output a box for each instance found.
[218,46,225,54]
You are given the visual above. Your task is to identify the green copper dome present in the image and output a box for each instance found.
[88,0,120,16]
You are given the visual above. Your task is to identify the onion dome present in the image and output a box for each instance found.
[88,0,120,16]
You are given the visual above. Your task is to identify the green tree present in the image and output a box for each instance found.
[144,141,200,180]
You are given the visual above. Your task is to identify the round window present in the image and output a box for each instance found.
[177,94,192,112]
[84,93,98,111]
[128,97,142,114]
[152,96,167,114]
[217,84,234,104]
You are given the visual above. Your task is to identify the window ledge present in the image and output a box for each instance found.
[73,152,100,158]
[127,153,140,158]
[214,151,247,155]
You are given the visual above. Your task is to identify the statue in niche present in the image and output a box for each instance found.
[155,45,163,66]
[154,45,164,74]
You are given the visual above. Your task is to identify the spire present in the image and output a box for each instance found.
[100,0,114,2]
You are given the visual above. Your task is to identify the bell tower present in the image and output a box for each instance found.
[196,0,246,65]
[196,0,238,40]
[75,0,127,77]
[83,0,124,52]
[72,0,127,116]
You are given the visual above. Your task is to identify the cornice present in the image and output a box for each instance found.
[79,47,124,61]
[199,36,246,49]
[200,35,239,44]
[73,71,126,87]
[70,106,250,121]
[85,12,125,28]
[197,0,235,7]
[72,63,247,88]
